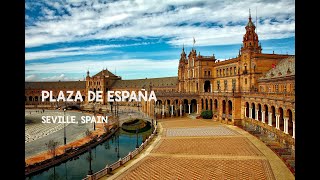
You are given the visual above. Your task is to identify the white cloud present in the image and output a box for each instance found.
[41,74,73,81]
[25,42,154,60]
[25,59,178,79]
[25,74,37,81]
[25,0,295,48]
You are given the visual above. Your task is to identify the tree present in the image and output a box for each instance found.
[201,110,213,119]
[85,128,93,140]
[45,140,59,159]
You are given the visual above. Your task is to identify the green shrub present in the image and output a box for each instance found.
[201,110,213,119]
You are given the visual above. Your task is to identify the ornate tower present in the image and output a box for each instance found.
[178,45,187,92]
[241,10,262,54]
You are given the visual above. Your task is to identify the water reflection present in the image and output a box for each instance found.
[26,128,151,180]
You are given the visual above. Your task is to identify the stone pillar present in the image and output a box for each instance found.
[180,104,182,117]
[255,110,259,120]
[284,117,289,134]
[188,104,191,115]
[210,84,212,92]
[197,104,199,114]
[293,120,295,139]
[249,108,252,119]
[276,115,280,129]
[162,105,164,116]
[244,107,247,117]
[171,105,174,116]
[261,111,265,123]
[268,112,272,126]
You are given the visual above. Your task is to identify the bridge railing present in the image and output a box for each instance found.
[82,124,158,180]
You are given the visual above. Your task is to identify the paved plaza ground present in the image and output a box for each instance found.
[106,117,294,180]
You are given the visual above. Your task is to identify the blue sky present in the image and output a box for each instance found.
[25,0,295,81]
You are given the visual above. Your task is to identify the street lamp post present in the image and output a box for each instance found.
[88,147,93,175]
[63,108,67,145]
[117,133,120,158]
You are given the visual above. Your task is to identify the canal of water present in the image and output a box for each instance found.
[26,128,152,180]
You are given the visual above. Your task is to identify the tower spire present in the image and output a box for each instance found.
[249,8,251,19]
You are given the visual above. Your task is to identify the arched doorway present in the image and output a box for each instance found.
[251,103,255,119]
[183,99,188,114]
[167,99,171,116]
[156,100,163,117]
[271,106,276,127]
[214,99,218,117]
[29,96,33,101]
[287,109,293,136]
[205,99,208,110]
[214,99,218,112]
[35,96,38,102]
[204,80,211,92]
[258,104,262,121]
[245,102,249,117]
[264,105,268,122]
[174,99,179,116]
[228,100,232,121]
[222,100,226,119]
[191,99,197,113]
[201,99,204,111]
[279,107,284,131]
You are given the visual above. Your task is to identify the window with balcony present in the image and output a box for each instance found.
[243,64,248,74]
[225,80,228,90]
[232,79,236,91]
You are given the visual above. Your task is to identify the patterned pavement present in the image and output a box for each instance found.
[117,156,275,180]
[165,126,239,137]
[152,137,263,156]
[109,117,293,180]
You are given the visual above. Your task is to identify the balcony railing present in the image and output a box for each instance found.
[241,92,295,101]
